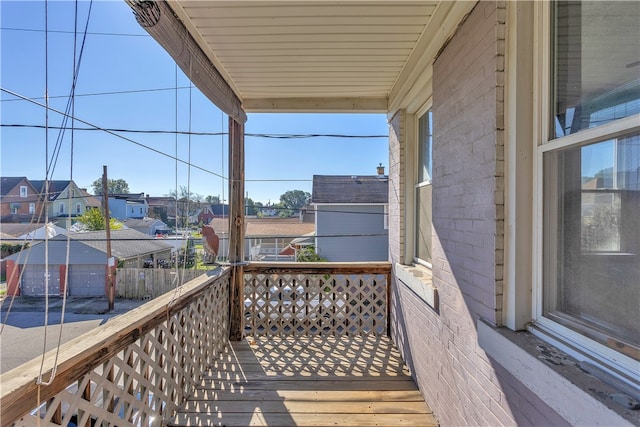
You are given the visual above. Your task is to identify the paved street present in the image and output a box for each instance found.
[0,296,144,374]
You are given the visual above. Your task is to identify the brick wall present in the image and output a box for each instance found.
[389,2,565,425]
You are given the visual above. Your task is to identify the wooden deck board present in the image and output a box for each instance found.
[169,336,437,427]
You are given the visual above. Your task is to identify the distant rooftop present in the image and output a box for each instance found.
[312,175,388,204]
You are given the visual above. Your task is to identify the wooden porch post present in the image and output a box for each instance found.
[228,116,245,340]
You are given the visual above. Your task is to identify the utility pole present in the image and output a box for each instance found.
[102,166,115,311]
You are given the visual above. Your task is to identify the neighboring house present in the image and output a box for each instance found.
[206,217,315,261]
[311,170,389,262]
[5,229,173,297]
[0,177,42,223]
[197,205,215,225]
[97,193,148,221]
[245,218,315,261]
[145,195,176,227]
[30,180,99,228]
[124,218,170,236]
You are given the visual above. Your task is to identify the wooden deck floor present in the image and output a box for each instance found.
[168,336,437,427]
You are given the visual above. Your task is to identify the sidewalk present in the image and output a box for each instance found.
[0,295,145,315]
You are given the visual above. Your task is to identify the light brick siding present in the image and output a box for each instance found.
[389,2,564,425]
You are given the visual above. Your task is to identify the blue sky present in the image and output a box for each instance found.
[0,1,389,204]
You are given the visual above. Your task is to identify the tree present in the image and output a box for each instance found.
[245,197,259,216]
[296,246,327,262]
[74,208,123,231]
[92,178,130,195]
[279,190,311,217]
[205,195,221,204]
[167,186,205,228]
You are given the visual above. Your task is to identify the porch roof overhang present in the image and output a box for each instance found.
[126,0,477,116]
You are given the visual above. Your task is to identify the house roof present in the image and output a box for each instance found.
[124,218,166,228]
[146,196,175,207]
[0,223,49,237]
[207,217,314,238]
[0,177,30,196]
[125,1,475,115]
[30,180,72,201]
[246,220,314,238]
[68,229,173,259]
[5,229,173,264]
[80,188,102,208]
[312,175,388,204]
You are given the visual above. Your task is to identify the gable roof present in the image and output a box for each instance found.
[30,180,72,201]
[0,177,31,196]
[312,175,388,204]
[70,229,173,259]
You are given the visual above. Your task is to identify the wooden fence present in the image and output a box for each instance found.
[115,268,212,299]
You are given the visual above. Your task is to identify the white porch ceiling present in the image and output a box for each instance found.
[164,1,476,112]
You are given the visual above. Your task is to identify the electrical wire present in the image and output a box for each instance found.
[0,86,192,102]
[0,88,228,181]
[1,123,388,139]
[1,26,148,37]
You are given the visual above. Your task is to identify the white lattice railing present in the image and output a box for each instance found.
[0,268,230,427]
[243,262,391,337]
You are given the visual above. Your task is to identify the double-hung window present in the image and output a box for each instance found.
[538,1,639,379]
[415,108,433,266]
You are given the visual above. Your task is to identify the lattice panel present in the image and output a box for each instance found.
[244,272,387,337]
[17,276,229,427]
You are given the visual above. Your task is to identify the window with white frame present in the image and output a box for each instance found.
[415,108,433,265]
[59,202,65,214]
[76,203,81,214]
[20,186,27,197]
[29,203,35,214]
[539,1,640,370]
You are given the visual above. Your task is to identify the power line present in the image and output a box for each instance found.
[0,26,148,37]
[1,124,388,139]
[1,86,192,102]
[0,87,228,181]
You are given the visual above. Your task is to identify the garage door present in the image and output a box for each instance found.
[69,265,105,296]
[21,265,60,296]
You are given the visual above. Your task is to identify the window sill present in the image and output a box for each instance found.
[478,319,639,426]
[395,263,438,312]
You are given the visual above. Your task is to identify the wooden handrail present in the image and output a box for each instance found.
[0,267,231,426]
[244,261,392,275]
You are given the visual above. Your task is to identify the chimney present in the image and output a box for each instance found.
[377,163,385,176]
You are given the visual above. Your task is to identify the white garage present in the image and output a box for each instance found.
[21,265,60,297]
[68,265,105,296]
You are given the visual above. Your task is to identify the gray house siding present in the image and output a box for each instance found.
[389,3,564,426]
[315,205,388,262]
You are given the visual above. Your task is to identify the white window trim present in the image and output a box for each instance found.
[383,204,389,230]
[20,186,28,197]
[529,1,640,386]
[29,203,35,214]
[413,101,433,268]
